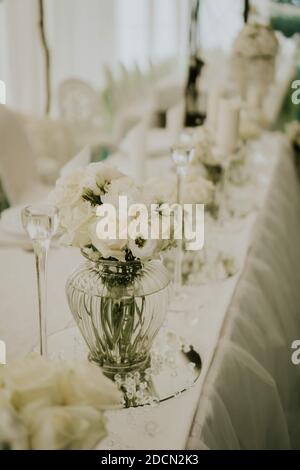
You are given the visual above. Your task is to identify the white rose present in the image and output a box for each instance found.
[28,405,106,450]
[183,174,215,205]
[0,354,62,411]
[0,406,29,450]
[81,162,123,196]
[102,176,148,207]
[49,168,84,209]
[59,200,96,248]
[89,221,127,261]
[191,127,217,166]
[148,210,174,242]
[233,24,278,58]
[145,175,177,204]
[59,361,122,410]
[128,236,159,260]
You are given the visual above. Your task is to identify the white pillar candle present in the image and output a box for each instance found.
[216,98,240,154]
[206,84,225,133]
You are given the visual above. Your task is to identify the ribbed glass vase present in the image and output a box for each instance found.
[66,257,170,378]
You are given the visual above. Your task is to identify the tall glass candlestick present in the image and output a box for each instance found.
[170,143,194,305]
[21,205,59,357]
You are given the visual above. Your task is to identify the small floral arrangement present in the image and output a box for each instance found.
[232,23,279,99]
[50,162,176,262]
[0,354,122,450]
[189,127,224,185]
[233,23,279,59]
[145,172,215,206]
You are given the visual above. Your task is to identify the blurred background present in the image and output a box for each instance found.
[0,0,299,208]
[0,0,250,114]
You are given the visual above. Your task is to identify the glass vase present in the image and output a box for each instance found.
[66,256,170,378]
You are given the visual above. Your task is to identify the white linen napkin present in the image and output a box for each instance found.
[119,119,148,181]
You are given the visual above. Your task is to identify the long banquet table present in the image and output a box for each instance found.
[1,129,300,449]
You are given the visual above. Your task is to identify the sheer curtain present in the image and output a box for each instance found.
[115,0,150,69]
[0,0,249,115]
[115,0,189,68]
[0,0,45,114]
[200,0,244,53]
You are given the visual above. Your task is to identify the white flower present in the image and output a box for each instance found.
[0,354,62,411]
[28,405,106,450]
[51,159,177,260]
[102,176,151,208]
[233,24,278,58]
[128,236,159,260]
[59,361,122,410]
[183,174,215,205]
[59,200,96,248]
[81,162,123,196]
[49,168,84,209]
[0,405,29,450]
[0,357,120,450]
[191,127,218,167]
[89,221,127,261]
[145,175,177,204]
[145,172,214,206]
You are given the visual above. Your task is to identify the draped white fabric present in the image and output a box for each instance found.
[187,138,300,450]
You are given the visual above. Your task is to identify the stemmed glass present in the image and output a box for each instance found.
[21,205,59,357]
[169,142,194,311]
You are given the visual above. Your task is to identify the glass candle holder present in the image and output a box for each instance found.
[21,204,59,357]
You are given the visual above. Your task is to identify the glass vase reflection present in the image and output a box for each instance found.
[66,255,170,378]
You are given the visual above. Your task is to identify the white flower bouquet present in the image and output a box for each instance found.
[233,23,279,59]
[188,127,224,185]
[232,24,279,101]
[145,172,215,206]
[50,162,176,262]
[0,354,122,450]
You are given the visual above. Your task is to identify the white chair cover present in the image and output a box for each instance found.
[119,118,148,182]
[58,78,100,124]
[0,105,40,204]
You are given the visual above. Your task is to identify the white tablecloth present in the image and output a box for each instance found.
[1,132,299,449]
[187,136,300,450]
[98,134,300,450]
